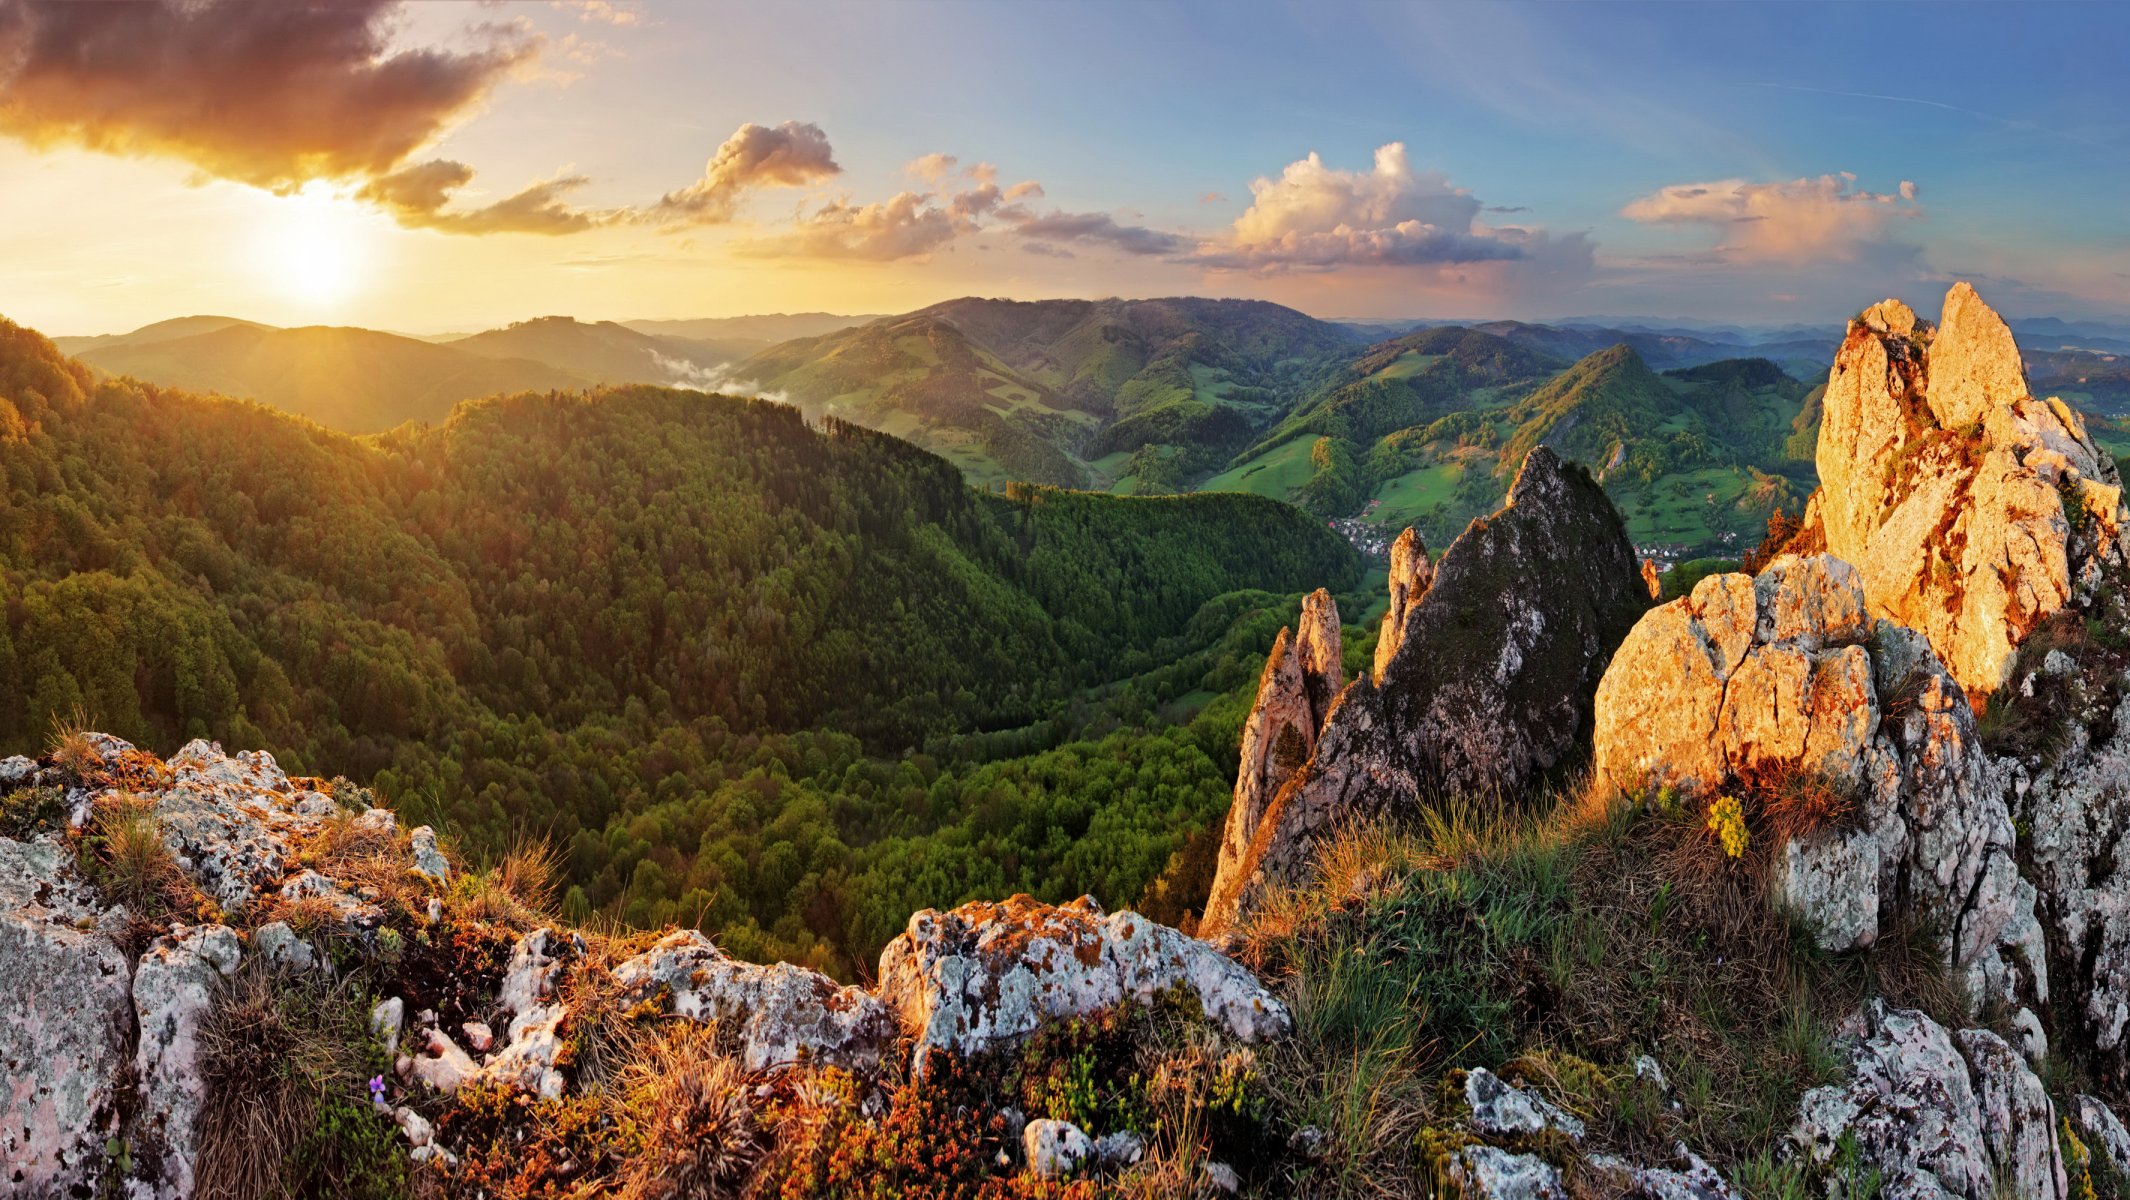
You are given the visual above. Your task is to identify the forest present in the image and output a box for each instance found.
[0,319,1364,977]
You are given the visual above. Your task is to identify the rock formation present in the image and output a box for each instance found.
[1203,447,1648,933]
[1788,1002,2067,1200]
[1592,555,2047,1038]
[1373,527,1434,681]
[0,734,1287,1197]
[1811,281,2129,698]
[1215,588,1343,901]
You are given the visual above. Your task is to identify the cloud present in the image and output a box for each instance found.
[1193,143,1548,272]
[907,152,959,184]
[555,0,643,26]
[0,0,537,191]
[1485,205,1530,214]
[1198,192,1228,205]
[358,159,612,235]
[1620,173,1922,262]
[1006,209,1188,256]
[1022,242,1076,259]
[652,121,841,224]
[743,191,962,261]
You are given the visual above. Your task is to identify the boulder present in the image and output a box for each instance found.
[1593,556,2047,1029]
[1812,282,2129,698]
[1788,1002,2067,1200]
[482,928,582,1099]
[613,929,897,1072]
[1203,448,1647,931]
[133,924,242,1198]
[1022,1118,1093,1179]
[876,894,1290,1069]
[0,836,132,1196]
[1216,588,1344,902]
[2071,1095,2130,1179]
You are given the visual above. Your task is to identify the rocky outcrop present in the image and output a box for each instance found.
[876,893,1291,1068]
[1592,556,2047,1031]
[1202,448,1649,933]
[1216,588,1344,901]
[1374,527,1434,681]
[0,837,131,1195]
[133,924,243,1198]
[613,929,897,1072]
[1811,282,2129,698]
[1788,1002,2067,1200]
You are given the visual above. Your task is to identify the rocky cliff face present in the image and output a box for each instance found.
[1215,588,1343,903]
[1812,281,2129,699]
[1202,447,1648,933]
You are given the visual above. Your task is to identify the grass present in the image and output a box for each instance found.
[1200,436,1322,503]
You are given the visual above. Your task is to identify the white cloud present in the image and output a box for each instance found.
[1620,173,1922,262]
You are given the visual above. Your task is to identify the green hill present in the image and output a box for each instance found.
[69,322,592,432]
[446,315,739,385]
[0,316,1361,971]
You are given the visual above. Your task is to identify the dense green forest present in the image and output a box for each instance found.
[0,318,1363,976]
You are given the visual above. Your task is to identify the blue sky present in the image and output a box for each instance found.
[2,0,2125,331]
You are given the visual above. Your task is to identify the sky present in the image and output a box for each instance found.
[0,0,2125,336]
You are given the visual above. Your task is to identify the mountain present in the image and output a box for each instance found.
[730,297,1364,490]
[66,321,591,432]
[622,311,882,346]
[51,314,271,357]
[445,316,743,386]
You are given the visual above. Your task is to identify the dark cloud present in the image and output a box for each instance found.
[1007,210,1187,256]
[0,0,536,190]
[651,121,840,224]
[1484,205,1530,214]
[359,159,609,235]
[1021,241,1076,259]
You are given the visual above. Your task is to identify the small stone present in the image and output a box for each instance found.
[410,1028,479,1093]
[370,997,405,1057]
[1023,1118,1093,1179]
[393,1106,433,1148]
[1093,1130,1144,1168]
[462,1020,493,1053]
[253,920,316,970]
[409,826,449,883]
[1199,1161,1242,1195]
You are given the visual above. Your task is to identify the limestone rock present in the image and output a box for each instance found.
[1587,1148,1734,1200]
[2071,1095,2130,1178]
[410,1026,480,1094]
[371,996,405,1057]
[1592,556,2045,1028]
[484,927,583,1098]
[1022,1118,1093,1179]
[1374,527,1435,681]
[1204,449,1646,931]
[1216,588,1344,905]
[1448,1145,1565,1199]
[133,924,242,1198]
[876,894,1289,1068]
[251,919,318,970]
[1788,1003,2066,1200]
[0,836,132,1196]
[1464,1067,1585,1141]
[409,825,449,883]
[1812,282,2129,697]
[1640,557,1662,600]
[613,929,897,1072]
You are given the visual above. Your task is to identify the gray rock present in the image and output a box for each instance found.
[0,836,132,1196]
[483,928,581,1098]
[1022,1118,1092,1179]
[370,996,405,1057]
[1788,1002,2066,1200]
[410,1026,479,1094]
[251,920,317,970]
[1448,1145,1565,1199]
[408,825,449,883]
[2071,1095,2130,1178]
[1092,1130,1144,1168]
[615,928,896,1073]
[876,895,1290,1071]
[1204,448,1648,931]
[0,755,36,788]
[1199,1160,1242,1195]
[1464,1067,1585,1141]
[133,924,242,1198]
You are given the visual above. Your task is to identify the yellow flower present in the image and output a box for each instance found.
[1706,795,1748,859]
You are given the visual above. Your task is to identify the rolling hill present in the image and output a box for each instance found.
[444,316,739,387]
[67,322,593,432]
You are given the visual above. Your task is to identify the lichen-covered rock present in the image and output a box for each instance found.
[133,924,242,1198]
[1788,1002,2066,1200]
[1204,448,1647,931]
[614,929,896,1072]
[483,927,583,1098]
[251,919,318,970]
[1593,556,2046,1030]
[1464,1067,1585,1141]
[1587,1147,1734,1200]
[1216,588,1344,904]
[1812,282,2130,698]
[1374,527,1435,681]
[0,836,131,1196]
[2005,684,2130,1084]
[409,825,449,883]
[877,894,1290,1068]
[1448,1145,1566,1199]
[1022,1118,1093,1179]
[2071,1094,2130,1178]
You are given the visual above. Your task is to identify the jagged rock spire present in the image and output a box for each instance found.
[1810,280,2129,697]
[1214,589,1342,900]
[1373,528,1434,683]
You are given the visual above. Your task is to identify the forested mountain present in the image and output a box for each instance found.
[730,296,1364,490]
[444,315,746,384]
[0,316,1360,973]
[62,320,593,432]
[621,311,880,347]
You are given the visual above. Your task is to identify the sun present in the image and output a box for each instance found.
[251,181,372,312]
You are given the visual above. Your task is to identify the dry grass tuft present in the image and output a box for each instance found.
[1751,766,1860,843]
[613,1024,765,1200]
[47,703,101,776]
[452,837,562,930]
[83,793,186,915]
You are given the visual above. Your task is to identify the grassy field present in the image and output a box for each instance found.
[1610,465,1766,548]
[1200,434,1320,501]
[1367,460,1468,530]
